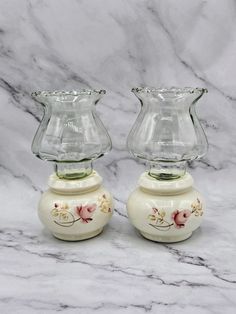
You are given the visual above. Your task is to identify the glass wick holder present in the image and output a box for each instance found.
[127,87,208,243]
[32,90,113,241]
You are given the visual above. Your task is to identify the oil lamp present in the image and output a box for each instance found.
[32,90,113,241]
[127,87,208,242]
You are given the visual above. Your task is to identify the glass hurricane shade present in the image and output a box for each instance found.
[31,90,112,180]
[127,87,208,180]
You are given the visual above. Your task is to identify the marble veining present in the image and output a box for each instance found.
[0,0,236,313]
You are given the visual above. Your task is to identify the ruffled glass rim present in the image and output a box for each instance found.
[31,89,106,98]
[132,87,208,94]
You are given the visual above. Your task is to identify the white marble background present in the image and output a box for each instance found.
[0,0,236,313]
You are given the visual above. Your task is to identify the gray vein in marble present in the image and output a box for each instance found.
[0,164,41,192]
[146,2,236,102]
[164,245,236,284]
[0,78,41,122]
[113,198,128,218]
[0,298,193,313]
[1,228,235,290]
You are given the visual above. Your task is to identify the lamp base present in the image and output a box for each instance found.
[53,228,103,241]
[127,172,204,243]
[140,231,192,243]
[38,171,113,241]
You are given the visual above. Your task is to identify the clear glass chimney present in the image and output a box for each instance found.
[127,87,208,180]
[32,90,112,180]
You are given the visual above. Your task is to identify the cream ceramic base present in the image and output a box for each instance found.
[127,172,205,243]
[140,231,192,243]
[38,171,113,241]
[53,228,103,241]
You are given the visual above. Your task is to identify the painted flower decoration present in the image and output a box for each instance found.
[51,203,70,221]
[148,208,165,223]
[98,194,112,213]
[191,198,203,217]
[75,204,97,223]
[171,209,191,229]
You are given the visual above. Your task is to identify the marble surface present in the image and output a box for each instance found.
[1,0,236,313]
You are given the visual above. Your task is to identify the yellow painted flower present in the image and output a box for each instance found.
[51,203,70,221]
[98,194,112,213]
[51,208,59,217]
[160,210,166,218]
[191,198,203,217]
[148,214,157,221]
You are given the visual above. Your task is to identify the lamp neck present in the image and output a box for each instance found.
[48,170,102,195]
[139,171,193,196]
[148,161,187,181]
[55,161,93,180]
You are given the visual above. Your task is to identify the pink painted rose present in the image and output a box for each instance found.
[171,209,191,229]
[76,204,96,223]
